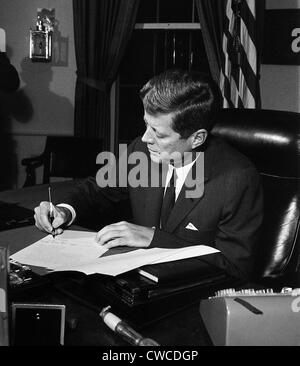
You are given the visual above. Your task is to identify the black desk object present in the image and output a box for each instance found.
[0,201,34,231]
[0,182,217,346]
[11,302,66,346]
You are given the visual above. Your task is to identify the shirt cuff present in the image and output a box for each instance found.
[56,203,76,226]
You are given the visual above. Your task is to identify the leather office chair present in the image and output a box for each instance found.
[212,109,300,288]
[22,136,102,187]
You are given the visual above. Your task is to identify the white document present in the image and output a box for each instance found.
[53,244,219,276]
[148,245,219,264]
[10,230,107,270]
[11,229,219,276]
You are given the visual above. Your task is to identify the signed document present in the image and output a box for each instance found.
[53,245,220,276]
[10,230,219,276]
[10,230,108,270]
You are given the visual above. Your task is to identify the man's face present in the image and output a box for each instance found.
[141,111,193,165]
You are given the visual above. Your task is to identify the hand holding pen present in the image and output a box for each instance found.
[33,188,72,236]
[48,186,56,238]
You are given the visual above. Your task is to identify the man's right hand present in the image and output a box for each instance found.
[34,201,72,235]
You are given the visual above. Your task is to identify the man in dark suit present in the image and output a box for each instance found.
[34,69,263,280]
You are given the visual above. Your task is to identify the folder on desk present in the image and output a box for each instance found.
[43,254,240,328]
[86,254,235,307]
[137,255,223,283]
[0,201,34,231]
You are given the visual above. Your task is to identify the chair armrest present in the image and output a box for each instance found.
[22,155,45,187]
[21,155,44,169]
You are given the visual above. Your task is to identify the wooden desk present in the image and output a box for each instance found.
[0,182,212,346]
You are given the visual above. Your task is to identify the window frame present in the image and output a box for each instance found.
[112,20,203,152]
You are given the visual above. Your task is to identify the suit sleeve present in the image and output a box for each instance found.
[61,139,141,227]
[63,177,130,225]
[150,166,263,280]
[215,166,263,278]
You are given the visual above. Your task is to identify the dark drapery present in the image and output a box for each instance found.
[196,0,265,108]
[72,0,139,149]
[195,0,224,85]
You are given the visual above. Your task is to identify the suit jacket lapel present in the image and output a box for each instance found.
[164,137,218,232]
[144,186,164,227]
[142,136,217,231]
[143,160,165,228]
[165,152,207,232]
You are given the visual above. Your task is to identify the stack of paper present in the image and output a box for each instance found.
[10,230,219,276]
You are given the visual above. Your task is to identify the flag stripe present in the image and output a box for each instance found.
[239,69,255,107]
[219,0,259,109]
[220,0,239,107]
[240,18,256,74]
[220,71,235,108]
[246,0,255,17]
[241,0,256,41]
[239,48,257,98]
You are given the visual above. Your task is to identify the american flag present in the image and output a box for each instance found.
[220,0,260,108]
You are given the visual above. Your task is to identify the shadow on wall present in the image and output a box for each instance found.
[19,57,73,133]
[0,50,33,191]
[0,55,74,190]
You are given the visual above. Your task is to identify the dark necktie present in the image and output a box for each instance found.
[160,168,177,230]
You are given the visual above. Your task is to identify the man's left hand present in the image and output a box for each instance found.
[95,221,154,249]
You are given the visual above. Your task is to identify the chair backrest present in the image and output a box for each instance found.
[212,109,300,284]
[42,136,102,183]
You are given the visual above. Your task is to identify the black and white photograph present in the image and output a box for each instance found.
[0,0,299,355]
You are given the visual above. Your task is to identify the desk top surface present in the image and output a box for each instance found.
[0,182,212,346]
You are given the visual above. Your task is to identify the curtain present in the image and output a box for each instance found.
[196,0,265,108]
[195,0,224,85]
[72,0,139,149]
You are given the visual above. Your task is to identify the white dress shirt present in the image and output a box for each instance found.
[164,153,201,201]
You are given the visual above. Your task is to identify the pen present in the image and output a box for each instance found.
[48,186,55,238]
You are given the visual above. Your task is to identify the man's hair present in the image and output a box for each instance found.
[139,68,221,138]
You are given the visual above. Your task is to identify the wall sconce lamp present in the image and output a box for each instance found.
[29,11,54,62]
